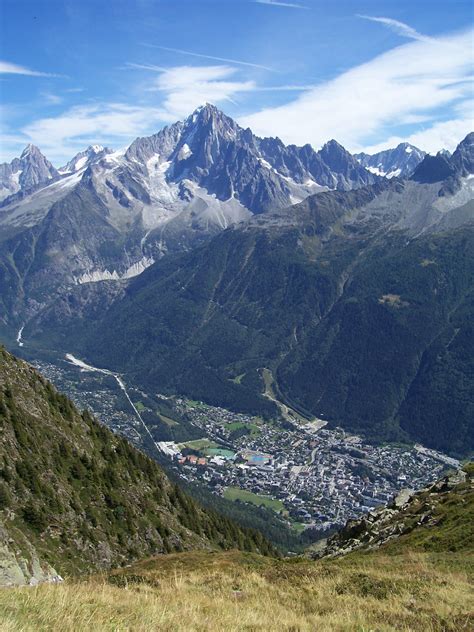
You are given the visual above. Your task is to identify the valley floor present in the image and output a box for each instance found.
[0,549,472,631]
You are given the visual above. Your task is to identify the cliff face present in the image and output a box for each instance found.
[0,522,62,587]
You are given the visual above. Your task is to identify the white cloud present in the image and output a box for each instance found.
[364,117,473,154]
[142,44,275,72]
[134,65,256,120]
[15,65,256,163]
[240,29,474,153]
[0,60,61,78]
[357,15,433,42]
[40,92,63,105]
[20,103,169,163]
[254,0,308,8]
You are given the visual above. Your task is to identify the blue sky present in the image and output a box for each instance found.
[0,0,473,165]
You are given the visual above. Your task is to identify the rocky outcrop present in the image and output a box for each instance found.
[314,470,470,559]
[0,521,62,587]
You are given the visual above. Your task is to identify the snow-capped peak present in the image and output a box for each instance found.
[59,145,112,174]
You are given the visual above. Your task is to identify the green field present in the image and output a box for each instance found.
[226,421,260,435]
[230,373,245,384]
[159,413,179,426]
[223,487,284,513]
[179,439,219,451]
[204,448,236,458]
[134,401,146,412]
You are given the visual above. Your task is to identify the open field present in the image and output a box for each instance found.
[158,413,179,426]
[223,487,284,512]
[226,421,261,435]
[0,550,471,631]
[178,439,219,451]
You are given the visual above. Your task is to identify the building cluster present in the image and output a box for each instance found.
[34,360,456,533]
[161,399,453,531]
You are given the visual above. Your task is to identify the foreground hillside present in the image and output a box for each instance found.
[0,348,272,585]
[1,467,472,631]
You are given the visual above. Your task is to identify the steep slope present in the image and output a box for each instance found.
[315,468,473,558]
[0,347,273,585]
[356,142,426,178]
[58,145,112,174]
[0,467,471,630]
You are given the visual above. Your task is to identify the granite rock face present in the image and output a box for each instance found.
[0,522,62,587]
[356,143,426,178]
[313,471,470,559]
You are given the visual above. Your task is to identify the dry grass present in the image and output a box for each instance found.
[0,550,472,631]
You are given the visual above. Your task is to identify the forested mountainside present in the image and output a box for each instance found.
[28,134,474,456]
[0,347,273,586]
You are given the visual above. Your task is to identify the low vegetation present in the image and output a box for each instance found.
[0,549,471,631]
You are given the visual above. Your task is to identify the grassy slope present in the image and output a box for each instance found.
[0,551,471,631]
[1,470,472,631]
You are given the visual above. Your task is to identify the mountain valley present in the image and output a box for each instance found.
[0,112,472,547]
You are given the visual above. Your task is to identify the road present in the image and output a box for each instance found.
[65,353,163,454]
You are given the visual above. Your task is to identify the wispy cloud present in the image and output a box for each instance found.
[19,64,259,163]
[357,15,433,42]
[127,62,312,92]
[40,92,63,105]
[0,60,63,78]
[241,29,474,153]
[142,44,275,72]
[254,0,308,8]
[365,100,474,153]
[20,103,167,163]
[142,65,256,120]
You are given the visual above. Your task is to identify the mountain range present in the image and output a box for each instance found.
[0,104,389,329]
[355,142,426,178]
[0,107,472,457]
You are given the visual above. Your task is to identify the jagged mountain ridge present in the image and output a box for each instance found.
[355,142,426,178]
[0,347,273,586]
[0,104,382,328]
[58,144,112,174]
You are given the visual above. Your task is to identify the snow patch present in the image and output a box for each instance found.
[11,170,22,186]
[74,156,88,171]
[16,326,24,347]
[367,166,386,177]
[386,168,402,178]
[177,143,192,160]
[76,256,154,284]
